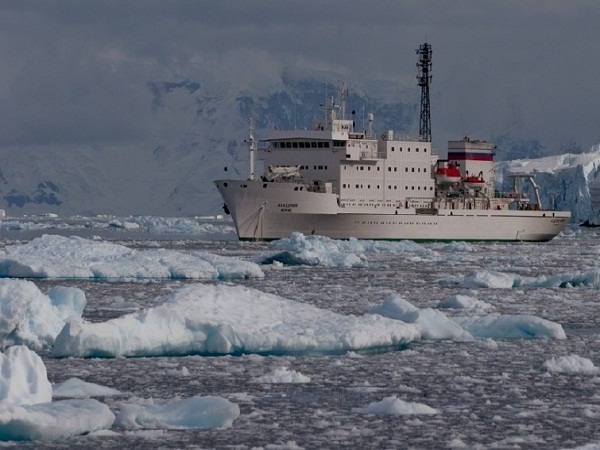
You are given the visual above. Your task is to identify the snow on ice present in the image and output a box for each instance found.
[0,234,263,280]
[52,378,122,399]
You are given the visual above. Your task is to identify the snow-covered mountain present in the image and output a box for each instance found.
[0,76,599,223]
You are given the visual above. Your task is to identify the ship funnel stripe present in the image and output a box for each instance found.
[448,153,494,162]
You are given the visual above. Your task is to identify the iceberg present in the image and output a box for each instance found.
[0,346,52,406]
[52,283,421,358]
[53,378,122,399]
[0,279,85,351]
[543,355,599,374]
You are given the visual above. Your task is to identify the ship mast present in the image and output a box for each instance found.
[246,118,256,181]
[416,42,432,142]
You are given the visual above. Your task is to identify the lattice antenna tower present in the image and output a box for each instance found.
[416,43,432,142]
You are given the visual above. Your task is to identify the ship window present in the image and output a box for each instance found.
[391,147,395,151]
[368,185,371,189]
[394,185,397,190]
[285,142,291,148]
[318,165,323,170]
[400,147,403,152]
[264,184,268,188]
[388,185,392,189]
[424,148,427,153]
[388,167,391,172]
[411,168,415,172]
[318,142,323,148]
[377,167,380,171]
[311,142,317,148]
[416,148,419,152]
[368,167,371,171]
[377,185,380,189]
[405,186,408,190]
[325,166,327,169]
[418,168,420,172]
[411,186,414,190]
[356,184,359,188]
[394,167,397,172]
[408,148,411,152]
[405,167,408,172]
[424,168,427,173]
[314,166,317,170]
[360,166,364,171]
[324,142,330,148]
[292,142,298,148]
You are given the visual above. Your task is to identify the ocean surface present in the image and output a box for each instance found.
[2,216,600,449]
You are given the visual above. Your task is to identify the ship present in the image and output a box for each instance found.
[214,44,570,242]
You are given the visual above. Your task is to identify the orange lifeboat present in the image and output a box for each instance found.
[434,162,461,185]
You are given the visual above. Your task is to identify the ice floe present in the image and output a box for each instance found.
[52,283,420,358]
[114,396,239,430]
[354,395,439,415]
[253,367,311,384]
[0,234,263,280]
[543,355,599,374]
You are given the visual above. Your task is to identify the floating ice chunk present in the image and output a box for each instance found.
[0,398,115,441]
[253,367,311,383]
[0,279,85,351]
[370,295,473,341]
[52,284,420,358]
[543,355,599,374]
[259,232,433,267]
[354,395,439,415]
[114,396,239,429]
[0,346,52,406]
[455,314,566,340]
[0,234,263,280]
[440,269,600,290]
[53,378,121,399]
[437,294,494,313]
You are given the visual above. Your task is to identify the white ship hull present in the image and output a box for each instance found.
[215,180,570,242]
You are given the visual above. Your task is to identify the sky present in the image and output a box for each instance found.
[0,0,599,154]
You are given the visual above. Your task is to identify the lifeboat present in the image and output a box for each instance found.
[462,172,485,190]
[434,162,461,185]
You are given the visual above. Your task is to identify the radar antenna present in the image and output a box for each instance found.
[416,42,432,142]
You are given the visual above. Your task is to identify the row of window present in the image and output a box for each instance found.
[342,184,434,191]
[390,147,427,153]
[346,166,428,173]
[271,141,332,149]
[299,165,328,170]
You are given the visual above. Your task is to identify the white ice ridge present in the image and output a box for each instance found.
[53,283,421,358]
[0,234,264,280]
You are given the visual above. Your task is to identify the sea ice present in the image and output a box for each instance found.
[52,283,421,358]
